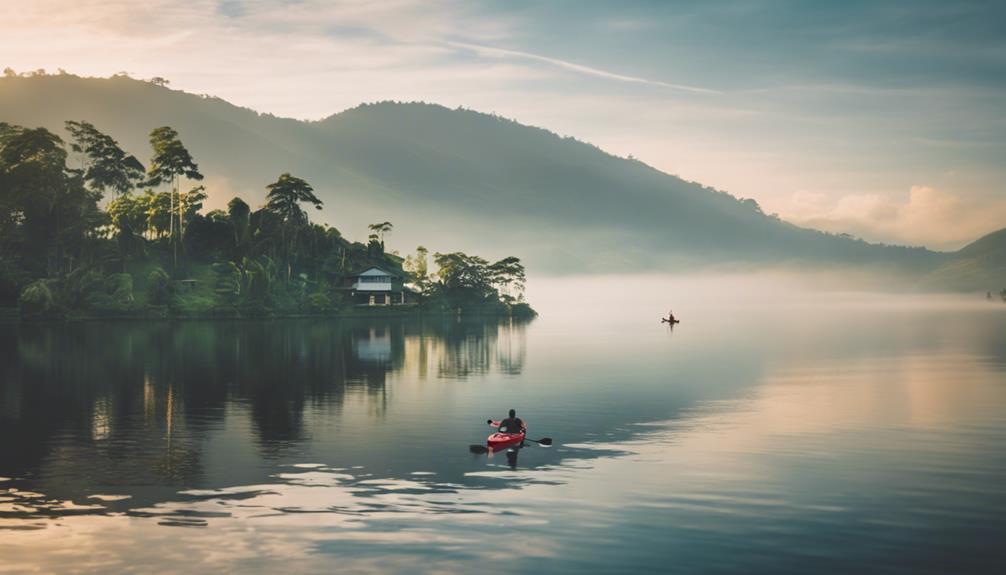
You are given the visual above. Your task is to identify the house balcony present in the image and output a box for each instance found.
[352,281,393,291]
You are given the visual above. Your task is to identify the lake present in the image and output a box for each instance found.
[2,276,1005,574]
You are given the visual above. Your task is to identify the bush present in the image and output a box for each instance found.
[212,261,242,304]
[306,292,332,313]
[73,273,138,316]
[146,268,174,306]
[104,273,134,304]
[329,290,345,308]
[19,281,54,317]
[63,267,104,309]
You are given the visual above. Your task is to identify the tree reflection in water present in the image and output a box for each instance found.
[0,316,530,518]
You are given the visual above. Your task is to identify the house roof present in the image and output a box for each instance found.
[353,266,396,277]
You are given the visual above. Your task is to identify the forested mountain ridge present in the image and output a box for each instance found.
[1,73,1002,291]
[920,228,1006,292]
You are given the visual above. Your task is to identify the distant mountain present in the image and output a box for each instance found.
[920,228,1006,292]
[1,74,1002,289]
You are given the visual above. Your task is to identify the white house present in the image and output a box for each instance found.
[345,267,411,306]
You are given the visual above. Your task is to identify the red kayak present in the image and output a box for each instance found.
[487,431,525,452]
[487,419,526,452]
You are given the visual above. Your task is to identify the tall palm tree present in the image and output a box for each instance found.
[146,126,202,274]
[264,173,322,281]
[368,221,393,248]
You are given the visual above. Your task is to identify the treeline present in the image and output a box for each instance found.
[0,120,532,319]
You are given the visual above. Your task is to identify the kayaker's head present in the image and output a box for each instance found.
[508,409,516,418]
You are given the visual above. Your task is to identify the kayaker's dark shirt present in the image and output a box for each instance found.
[499,417,524,434]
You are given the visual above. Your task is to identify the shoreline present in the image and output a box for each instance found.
[1,305,537,323]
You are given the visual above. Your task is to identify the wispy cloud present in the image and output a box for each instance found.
[445,41,721,94]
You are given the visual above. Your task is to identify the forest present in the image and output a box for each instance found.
[0,120,534,319]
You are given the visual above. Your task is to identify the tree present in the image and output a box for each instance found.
[227,196,250,256]
[0,126,68,219]
[404,245,430,293]
[242,256,275,307]
[143,190,172,239]
[488,256,526,303]
[741,198,763,214]
[178,184,207,246]
[367,233,383,259]
[0,125,93,276]
[146,126,202,273]
[0,123,26,249]
[65,121,145,197]
[368,221,393,248]
[433,251,492,303]
[264,173,322,281]
[107,193,146,270]
[108,193,147,237]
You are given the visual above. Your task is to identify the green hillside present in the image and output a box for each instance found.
[3,73,1002,290]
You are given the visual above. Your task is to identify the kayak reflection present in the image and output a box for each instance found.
[479,443,522,469]
[505,445,521,469]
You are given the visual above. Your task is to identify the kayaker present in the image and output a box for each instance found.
[491,409,526,434]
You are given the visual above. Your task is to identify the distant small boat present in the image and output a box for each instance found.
[662,310,679,324]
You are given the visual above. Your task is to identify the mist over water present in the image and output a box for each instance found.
[528,272,996,326]
[2,275,1004,573]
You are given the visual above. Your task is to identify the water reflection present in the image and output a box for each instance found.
[2,298,1005,574]
[0,317,530,518]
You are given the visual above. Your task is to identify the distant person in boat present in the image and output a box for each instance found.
[492,409,525,434]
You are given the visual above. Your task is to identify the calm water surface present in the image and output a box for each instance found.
[1,280,1005,573]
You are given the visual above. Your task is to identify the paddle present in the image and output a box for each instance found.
[485,419,552,446]
[469,420,553,453]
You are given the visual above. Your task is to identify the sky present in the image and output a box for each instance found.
[2,0,1005,249]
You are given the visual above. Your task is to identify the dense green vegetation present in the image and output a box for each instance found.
[0,120,534,320]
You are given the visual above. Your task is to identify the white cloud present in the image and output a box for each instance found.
[444,41,721,94]
[783,186,1006,251]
